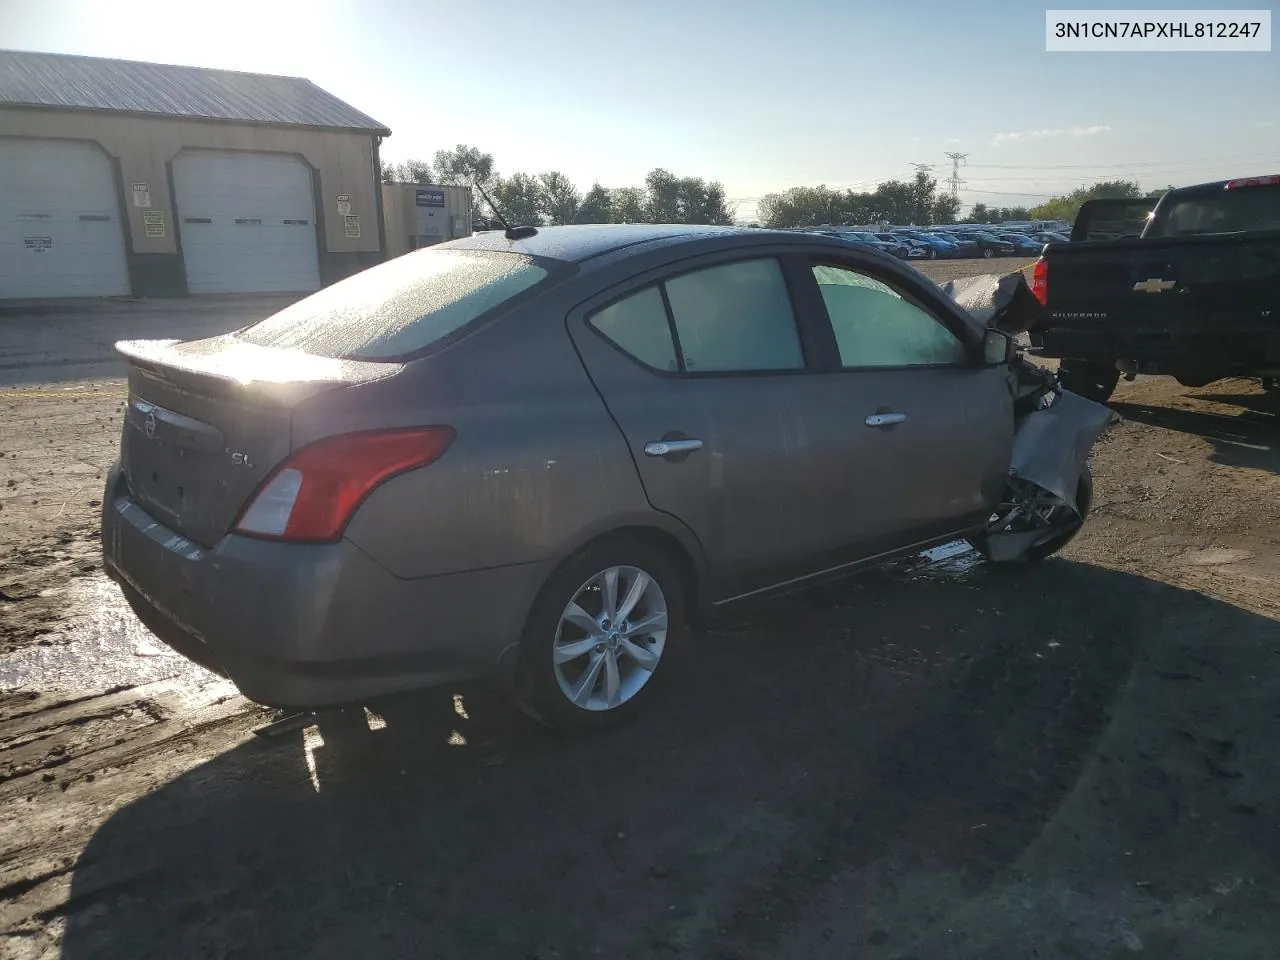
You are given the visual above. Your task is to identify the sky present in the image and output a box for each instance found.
[3,0,1277,220]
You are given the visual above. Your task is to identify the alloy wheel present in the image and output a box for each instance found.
[552,565,668,712]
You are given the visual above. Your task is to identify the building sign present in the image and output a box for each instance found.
[343,214,361,239]
[23,237,52,252]
[131,182,152,208]
[336,194,351,216]
[416,188,446,208]
[143,211,166,238]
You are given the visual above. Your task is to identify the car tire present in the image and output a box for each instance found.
[927,248,937,260]
[974,464,1093,563]
[519,537,687,734]
[982,248,994,258]
[1058,360,1120,403]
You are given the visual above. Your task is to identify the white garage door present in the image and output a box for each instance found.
[0,139,131,299]
[173,151,321,295]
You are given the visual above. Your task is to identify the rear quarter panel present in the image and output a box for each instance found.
[304,298,682,579]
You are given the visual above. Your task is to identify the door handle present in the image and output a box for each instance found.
[865,413,906,428]
[644,438,703,457]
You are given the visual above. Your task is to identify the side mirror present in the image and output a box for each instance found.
[982,328,1014,365]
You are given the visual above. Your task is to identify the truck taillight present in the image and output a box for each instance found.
[1030,257,1048,306]
[232,426,456,543]
[1224,175,1280,189]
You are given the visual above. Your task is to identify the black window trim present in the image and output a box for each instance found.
[582,251,818,380]
[796,251,986,373]
[655,282,687,373]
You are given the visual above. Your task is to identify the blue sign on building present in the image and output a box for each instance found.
[416,189,446,208]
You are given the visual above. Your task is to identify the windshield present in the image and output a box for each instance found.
[235,248,553,360]
[1147,183,1280,237]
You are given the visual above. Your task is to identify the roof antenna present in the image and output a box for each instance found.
[473,181,537,241]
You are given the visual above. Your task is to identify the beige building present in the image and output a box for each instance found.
[0,49,391,299]
[380,182,473,259]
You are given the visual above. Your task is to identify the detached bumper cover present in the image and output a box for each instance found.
[100,465,549,708]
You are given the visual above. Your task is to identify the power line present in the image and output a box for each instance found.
[969,189,1061,198]
[967,150,1280,171]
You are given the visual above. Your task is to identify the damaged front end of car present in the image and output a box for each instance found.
[947,271,1116,562]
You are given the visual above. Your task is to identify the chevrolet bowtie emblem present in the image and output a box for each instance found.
[1133,278,1176,293]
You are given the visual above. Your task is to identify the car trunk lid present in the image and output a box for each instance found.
[116,335,402,547]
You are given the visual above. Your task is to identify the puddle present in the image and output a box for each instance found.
[0,574,222,694]
[0,541,988,700]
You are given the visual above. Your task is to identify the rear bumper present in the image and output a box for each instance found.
[1029,327,1280,373]
[100,464,552,709]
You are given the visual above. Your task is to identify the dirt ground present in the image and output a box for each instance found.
[2,263,1278,959]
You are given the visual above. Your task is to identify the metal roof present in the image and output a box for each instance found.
[0,49,390,135]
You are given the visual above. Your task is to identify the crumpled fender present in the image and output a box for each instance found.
[938,271,1046,334]
[1009,388,1113,512]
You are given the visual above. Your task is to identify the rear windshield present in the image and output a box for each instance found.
[1148,184,1280,238]
[235,248,553,360]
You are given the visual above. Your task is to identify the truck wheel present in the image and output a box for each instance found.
[1058,360,1119,403]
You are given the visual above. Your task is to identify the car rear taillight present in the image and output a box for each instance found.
[1224,175,1280,189]
[232,426,455,543]
[1030,257,1048,306]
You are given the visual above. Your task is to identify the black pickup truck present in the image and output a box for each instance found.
[1026,175,1280,402]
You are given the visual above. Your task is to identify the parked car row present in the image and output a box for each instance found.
[795,223,1072,260]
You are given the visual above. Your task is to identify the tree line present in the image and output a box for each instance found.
[756,172,961,228]
[380,145,735,226]
[758,177,1168,227]
[381,146,1171,229]
[1023,179,1168,222]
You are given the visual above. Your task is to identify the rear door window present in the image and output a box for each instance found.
[235,248,552,360]
[589,286,679,371]
[664,258,804,372]
[588,257,805,374]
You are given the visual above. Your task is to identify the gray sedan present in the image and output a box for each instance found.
[102,225,1099,732]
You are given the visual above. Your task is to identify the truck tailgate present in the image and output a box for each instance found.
[1037,232,1280,368]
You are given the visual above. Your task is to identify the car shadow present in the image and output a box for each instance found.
[54,561,1266,959]
[1111,392,1278,474]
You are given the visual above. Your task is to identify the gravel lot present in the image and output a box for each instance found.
[1,259,1277,960]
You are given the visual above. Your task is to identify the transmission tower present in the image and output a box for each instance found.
[944,152,969,199]
[908,162,935,176]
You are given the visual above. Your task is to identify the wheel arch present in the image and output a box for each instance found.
[542,516,709,627]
